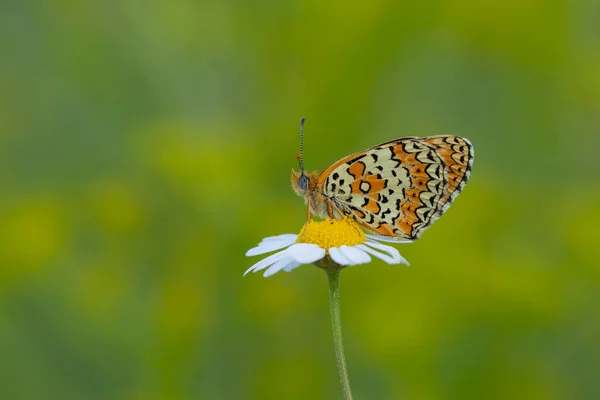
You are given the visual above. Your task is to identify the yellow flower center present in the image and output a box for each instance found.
[296,217,366,249]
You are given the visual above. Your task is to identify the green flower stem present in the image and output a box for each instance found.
[326,267,353,400]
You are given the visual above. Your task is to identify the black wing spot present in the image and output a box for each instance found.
[381,195,388,204]
[371,154,379,162]
[331,183,337,192]
[339,179,345,185]
[366,214,375,224]
[391,170,397,177]
[332,172,339,180]
[376,173,382,179]
[388,189,394,195]
[362,197,370,207]
[376,165,383,171]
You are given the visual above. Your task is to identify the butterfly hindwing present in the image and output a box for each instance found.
[420,136,473,215]
[317,135,473,240]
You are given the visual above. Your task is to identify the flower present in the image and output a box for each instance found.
[244,218,410,277]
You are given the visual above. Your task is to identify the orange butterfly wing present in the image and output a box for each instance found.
[317,135,473,240]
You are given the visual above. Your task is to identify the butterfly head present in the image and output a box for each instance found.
[291,167,318,197]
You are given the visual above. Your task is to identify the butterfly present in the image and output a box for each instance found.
[291,117,474,240]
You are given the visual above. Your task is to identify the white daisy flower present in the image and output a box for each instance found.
[245,218,411,277]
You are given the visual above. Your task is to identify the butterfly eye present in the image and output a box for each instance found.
[298,174,309,191]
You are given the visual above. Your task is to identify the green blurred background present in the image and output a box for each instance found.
[1,1,599,399]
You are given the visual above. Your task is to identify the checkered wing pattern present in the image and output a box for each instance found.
[317,135,473,240]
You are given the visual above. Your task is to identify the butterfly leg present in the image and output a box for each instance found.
[326,200,344,220]
[296,197,313,243]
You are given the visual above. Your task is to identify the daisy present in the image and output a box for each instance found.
[244,217,413,400]
[244,217,410,277]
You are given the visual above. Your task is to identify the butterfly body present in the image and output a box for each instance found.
[292,135,473,240]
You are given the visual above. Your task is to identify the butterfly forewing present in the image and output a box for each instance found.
[317,135,473,240]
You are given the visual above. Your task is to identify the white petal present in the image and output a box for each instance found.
[283,261,301,272]
[260,234,298,243]
[329,247,353,265]
[356,244,400,264]
[287,243,326,264]
[246,235,297,256]
[339,245,371,265]
[243,251,286,276]
[366,234,413,244]
[263,257,295,277]
[365,240,409,265]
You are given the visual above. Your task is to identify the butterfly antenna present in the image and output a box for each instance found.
[298,116,306,173]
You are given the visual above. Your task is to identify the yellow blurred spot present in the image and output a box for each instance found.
[89,180,143,232]
[563,197,600,282]
[0,199,67,285]
[75,260,130,320]
[135,121,252,206]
